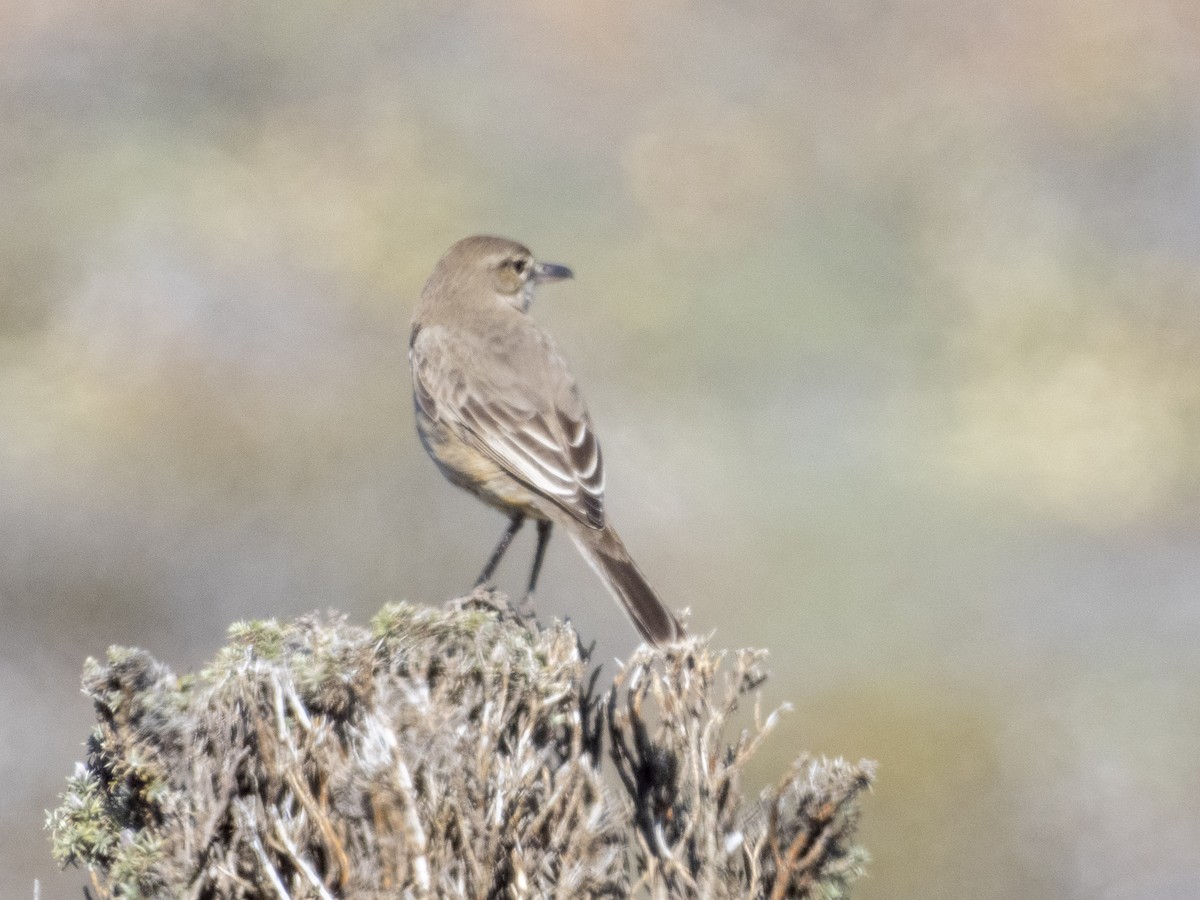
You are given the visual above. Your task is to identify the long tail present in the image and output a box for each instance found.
[568,524,684,646]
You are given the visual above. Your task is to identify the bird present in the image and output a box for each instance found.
[409,235,683,646]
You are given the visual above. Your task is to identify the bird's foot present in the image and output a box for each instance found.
[450,584,507,613]
[516,592,538,619]
[448,587,542,638]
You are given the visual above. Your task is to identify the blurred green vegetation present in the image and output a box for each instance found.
[3,2,1200,898]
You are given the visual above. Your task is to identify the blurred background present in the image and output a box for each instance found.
[3,1,1199,897]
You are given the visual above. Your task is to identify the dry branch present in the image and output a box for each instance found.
[47,591,873,898]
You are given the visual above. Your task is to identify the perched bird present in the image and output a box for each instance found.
[409,235,683,645]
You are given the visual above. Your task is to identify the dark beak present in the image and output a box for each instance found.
[532,261,573,283]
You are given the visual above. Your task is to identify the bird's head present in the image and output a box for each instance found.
[432,235,573,313]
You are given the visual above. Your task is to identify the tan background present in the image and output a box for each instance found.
[4,2,1200,897]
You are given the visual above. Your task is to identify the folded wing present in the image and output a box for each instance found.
[412,324,606,529]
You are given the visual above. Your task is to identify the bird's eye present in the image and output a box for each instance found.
[511,258,528,275]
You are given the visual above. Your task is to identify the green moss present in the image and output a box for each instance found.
[107,831,166,899]
[226,618,287,659]
[47,773,117,868]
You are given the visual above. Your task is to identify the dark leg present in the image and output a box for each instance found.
[475,514,525,587]
[525,520,553,598]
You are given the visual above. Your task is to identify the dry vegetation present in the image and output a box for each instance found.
[48,591,873,898]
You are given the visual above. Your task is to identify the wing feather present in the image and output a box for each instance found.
[412,324,606,528]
